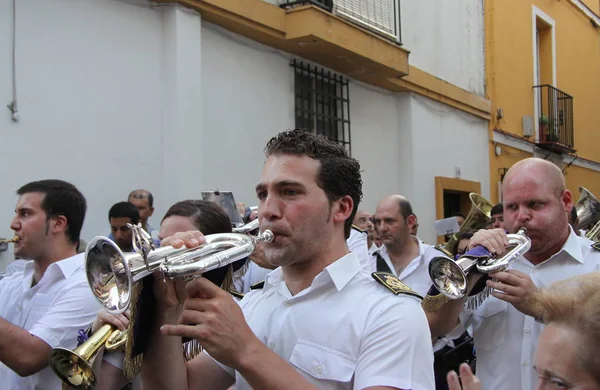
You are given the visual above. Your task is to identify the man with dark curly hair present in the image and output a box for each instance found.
[141,129,435,390]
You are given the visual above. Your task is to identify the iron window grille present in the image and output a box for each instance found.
[279,0,333,12]
[292,59,351,153]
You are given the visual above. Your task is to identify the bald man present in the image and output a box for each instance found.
[427,158,600,390]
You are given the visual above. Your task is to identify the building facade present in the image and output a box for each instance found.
[0,0,491,268]
[486,0,600,203]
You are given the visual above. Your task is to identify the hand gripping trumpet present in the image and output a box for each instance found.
[48,324,127,389]
[85,223,274,314]
[428,228,531,299]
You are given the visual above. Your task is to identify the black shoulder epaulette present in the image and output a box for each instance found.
[592,242,600,251]
[229,290,245,299]
[434,244,453,258]
[371,272,422,300]
[352,224,367,234]
[250,281,265,290]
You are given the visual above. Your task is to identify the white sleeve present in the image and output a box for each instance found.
[347,230,372,271]
[103,349,125,369]
[354,298,435,390]
[29,281,101,349]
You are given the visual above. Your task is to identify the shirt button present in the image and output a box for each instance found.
[524,328,530,334]
[284,300,292,307]
[523,361,529,367]
[268,342,276,349]
[315,364,323,375]
[532,269,538,273]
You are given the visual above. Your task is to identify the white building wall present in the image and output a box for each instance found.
[0,0,488,269]
[401,0,485,95]
[351,83,490,244]
[0,0,168,270]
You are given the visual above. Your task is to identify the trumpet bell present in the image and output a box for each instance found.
[48,348,97,389]
[575,186,600,231]
[429,229,531,299]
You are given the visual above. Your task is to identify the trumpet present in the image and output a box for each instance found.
[232,219,259,234]
[445,193,493,255]
[0,236,19,244]
[429,229,531,299]
[85,223,274,314]
[575,186,600,231]
[49,324,127,389]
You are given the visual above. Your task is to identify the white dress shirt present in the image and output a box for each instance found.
[0,253,101,390]
[450,228,600,390]
[372,238,453,353]
[371,237,442,297]
[212,253,435,390]
[233,261,272,294]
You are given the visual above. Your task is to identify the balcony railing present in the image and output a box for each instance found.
[533,84,574,153]
[280,0,333,12]
[280,0,401,43]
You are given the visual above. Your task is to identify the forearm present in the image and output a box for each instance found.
[236,343,317,390]
[141,307,189,390]
[0,317,48,376]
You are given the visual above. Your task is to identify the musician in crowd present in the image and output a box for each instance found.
[488,203,504,230]
[109,201,141,253]
[447,271,600,390]
[0,180,100,389]
[127,189,160,244]
[427,157,600,390]
[372,194,461,389]
[141,129,435,389]
[89,199,243,390]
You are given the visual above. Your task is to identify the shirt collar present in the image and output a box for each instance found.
[548,226,584,264]
[263,252,361,293]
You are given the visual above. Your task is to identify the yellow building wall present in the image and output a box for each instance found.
[565,164,600,203]
[581,0,600,16]
[487,0,600,201]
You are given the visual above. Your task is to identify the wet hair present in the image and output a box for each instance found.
[17,179,86,244]
[264,129,363,239]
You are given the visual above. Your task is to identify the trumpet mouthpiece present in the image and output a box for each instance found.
[0,236,18,244]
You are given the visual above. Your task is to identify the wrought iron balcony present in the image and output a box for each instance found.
[280,0,401,43]
[280,0,332,12]
[533,85,575,153]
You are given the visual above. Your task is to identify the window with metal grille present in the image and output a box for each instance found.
[292,59,351,153]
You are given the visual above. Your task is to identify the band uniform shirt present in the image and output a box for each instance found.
[450,227,600,390]
[233,262,272,294]
[0,253,101,390]
[372,238,453,352]
[210,252,435,390]
[371,237,438,297]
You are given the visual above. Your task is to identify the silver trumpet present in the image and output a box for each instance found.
[85,224,274,314]
[232,219,259,234]
[428,228,531,299]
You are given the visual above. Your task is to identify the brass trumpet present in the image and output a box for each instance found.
[445,193,493,255]
[429,229,531,299]
[575,186,600,231]
[85,224,274,314]
[49,324,127,389]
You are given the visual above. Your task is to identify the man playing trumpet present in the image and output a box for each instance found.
[140,130,435,389]
[427,158,600,390]
[0,180,100,390]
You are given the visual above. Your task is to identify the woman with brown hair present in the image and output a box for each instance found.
[448,272,600,390]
